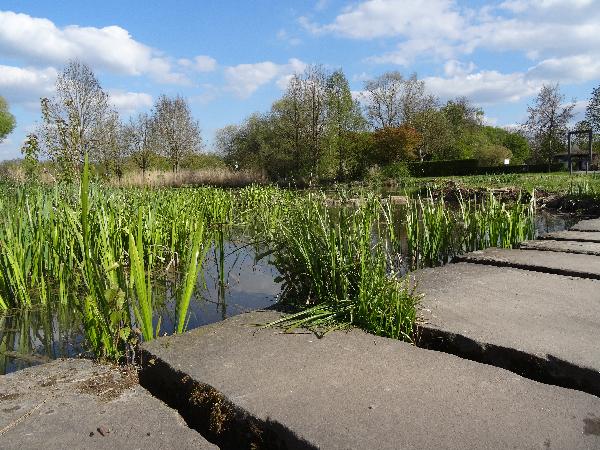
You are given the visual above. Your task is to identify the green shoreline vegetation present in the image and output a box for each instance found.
[0,157,537,362]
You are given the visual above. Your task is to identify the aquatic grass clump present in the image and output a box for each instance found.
[266,196,419,341]
[406,190,536,269]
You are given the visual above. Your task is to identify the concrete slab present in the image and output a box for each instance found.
[141,311,600,450]
[571,218,600,232]
[455,247,600,279]
[415,263,600,395]
[0,359,216,450]
[540,230,600,243]
[519,239,600,255]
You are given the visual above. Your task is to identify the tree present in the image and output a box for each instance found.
[481,126,530,164]
[302,65,328,178]
[40,60,114,178]
[522,84,575,164]
[473,143,512,166]
[399,73,437,126]
[124,112,156,177]
[363,71,404,129]
[363,72,436,130]
[0,96,16,143]
[325,69,366,180]
[96,111,126,180]
[370,126,422,166]
[20,133,40,181]
[585,85,600,135]
[152,95,201,172]
[413,109,453,161]
[271,74,309,177]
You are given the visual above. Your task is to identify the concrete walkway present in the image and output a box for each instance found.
[418,217,600,395]
[0,359,216,450]
[456,247,600,278]
[519,238,600,255]
[140,310,600,450]
[540,230,600,242]
[571,218,600,232]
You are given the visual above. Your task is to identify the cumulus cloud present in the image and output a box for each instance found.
[108,90,153,115]
[178,55,217,72]
[224,58,306,99]
[301,0,464,40]
[0,10,188,84]
[0,65,56,105]
[424,69,541,104]
[305,0,600,86]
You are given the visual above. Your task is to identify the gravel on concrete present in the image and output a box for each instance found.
[141,310,600,450]
[519,239,600,255]
[0,358,216,450]
[455,247,600,279]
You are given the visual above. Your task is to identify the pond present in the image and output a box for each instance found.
[0,208,577,375]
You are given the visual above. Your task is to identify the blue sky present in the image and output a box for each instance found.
[1,0,599,159]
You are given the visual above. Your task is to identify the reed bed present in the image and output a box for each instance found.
[405,191,536,269]
[0,167,536,361]
[108,168,267,188]
[264,194,418,341]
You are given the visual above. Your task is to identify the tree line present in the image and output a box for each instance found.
[1,60,600,183]
[19,60,203,182]
[216,67,600,182]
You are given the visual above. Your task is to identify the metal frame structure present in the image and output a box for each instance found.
[567,129,593,174]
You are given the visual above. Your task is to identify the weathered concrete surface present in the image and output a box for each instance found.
[540,230,600,243]
[455,247,600,279]
[519,238,600,255]
[0,358,216,450]
[415,263,600,394]
[571,218,600,232]
[141,310,600,450]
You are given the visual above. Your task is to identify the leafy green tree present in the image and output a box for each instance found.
[413,109,453,161]
[473,143,512,166]
[325,69,366,180]
[482,126,530,164]
[20,133,40,181]
[0,96,16,143]
[271,74,309,177]
[370,126,422,166]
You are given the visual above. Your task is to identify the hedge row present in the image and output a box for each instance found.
[406,159,564,177]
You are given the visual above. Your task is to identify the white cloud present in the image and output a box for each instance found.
[0,10,188,84]
[424,69,541,104]
[224,58,306,99]
[302,0,464,40]
[0,65,56,105]
[179,55,217,72]
[193,55,217,72]
[527,55,600,84]
[306,0,600,86]
[108,90,153,115]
